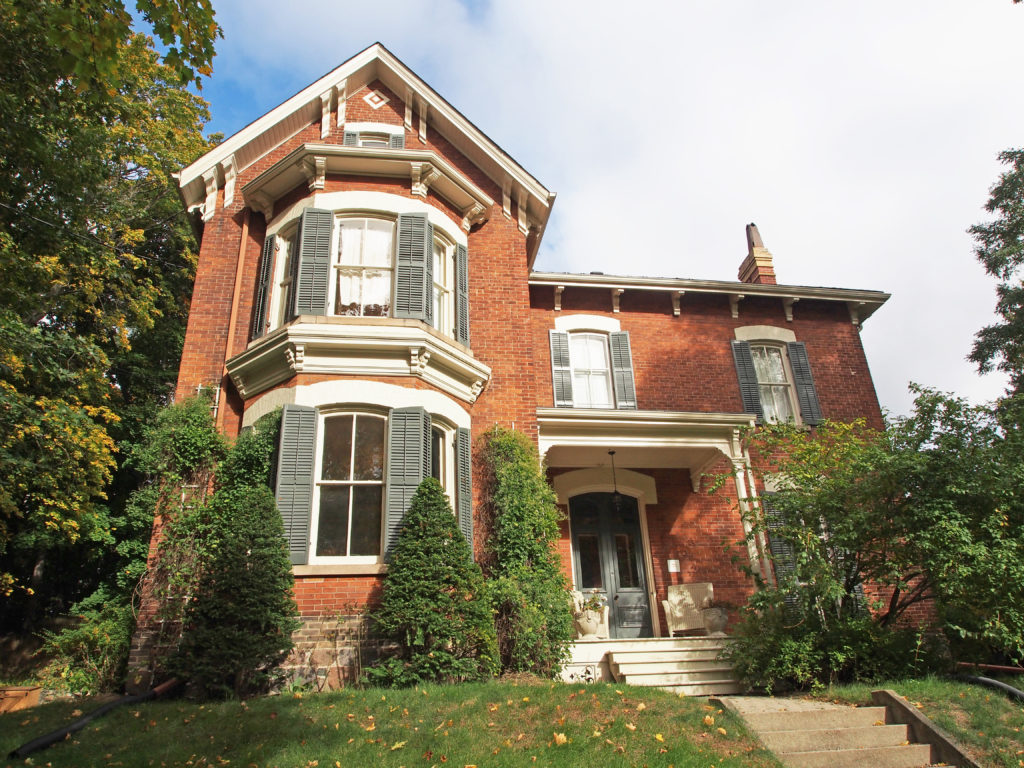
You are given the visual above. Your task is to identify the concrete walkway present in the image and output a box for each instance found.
[713,696,937,768]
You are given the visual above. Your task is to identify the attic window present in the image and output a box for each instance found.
[363,89,389,109]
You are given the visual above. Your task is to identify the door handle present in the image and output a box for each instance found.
[613,595,619,601]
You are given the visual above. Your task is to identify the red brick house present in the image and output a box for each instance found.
[149,43,889,688]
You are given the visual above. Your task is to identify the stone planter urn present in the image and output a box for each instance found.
[575,609,602,638]
[702,606,729,636]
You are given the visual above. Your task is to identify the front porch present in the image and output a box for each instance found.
[561,636,742,696]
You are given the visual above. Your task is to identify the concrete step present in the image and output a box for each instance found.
[742,706,888,732]
[608,649,725,663]
[761,723,910,752]
[658,680,745,696]
[779,743,932,768]
[593,638,732,653]
[614,659,733,675]
[619,668,738,686]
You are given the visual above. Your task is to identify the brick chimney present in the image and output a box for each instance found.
[738,223,777,285]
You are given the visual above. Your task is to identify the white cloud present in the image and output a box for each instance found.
[203,0,1022,413]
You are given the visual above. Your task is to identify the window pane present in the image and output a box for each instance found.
[361,270,391,317]
[349,486,383,556]
[335,270,361,316]
[761,385,793,423]
[570,334,590,366]
[588,373,612,408]
[752,346,786,384]
[614,533,640,589]
[352,415,385,480]
[431,428,442,481]
[586,335,609,370]
[321,415,353,480]
[362,220,393,267]
[316,486,350,556]
[338,221,363,266]
[577,533,603,590]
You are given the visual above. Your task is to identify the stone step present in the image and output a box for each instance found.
[591,638,732,653]
[658,680,745,696]
[761,724,910,752]
[619,668,738,686]
[779,743,932,768]
[608,649,725,663]
[614,659,733,675]
[741,706,888,732]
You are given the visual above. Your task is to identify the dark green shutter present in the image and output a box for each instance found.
[609,331,637,409]
[394,213,431,322]
[292,208,333,316]
[275,404,317,565]
[384,406,431,557]
[389,133,405,149]
[455,243,469,345]
[549,330,573,407]
[762,495,799,614]
[456,427,473,555]
[251,234,276,340]
[343,130,358,146]
[731,340,765,422]
[787,342,822,425]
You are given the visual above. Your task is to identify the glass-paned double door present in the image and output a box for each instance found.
[570,492,652,638]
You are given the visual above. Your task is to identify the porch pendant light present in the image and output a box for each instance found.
[608,450,624,512]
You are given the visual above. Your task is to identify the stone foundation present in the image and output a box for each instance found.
[282,614,388,690]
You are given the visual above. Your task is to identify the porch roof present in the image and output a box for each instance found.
[536,408,754,486]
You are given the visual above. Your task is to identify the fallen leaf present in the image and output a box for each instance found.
[364,723,376,732]
[615,690,623,695]
[636,703,646,711]
[655,733,665,742]
[390,741,406,751]
[615,745,625,753]
[522,697,530,702]
[703,715,715,726]
[717,727,727,736]
[625,722,637,731]
[553,732,567,745]
[488,703,499,712]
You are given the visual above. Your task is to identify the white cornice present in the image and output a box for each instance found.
[530,272,889,325]
[226,318,491,404]
[239,144,494,232]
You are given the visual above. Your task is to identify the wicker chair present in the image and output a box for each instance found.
[661,582,714,636]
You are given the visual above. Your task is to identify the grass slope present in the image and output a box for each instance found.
[813,677,1024,768]
[0,681,781,768]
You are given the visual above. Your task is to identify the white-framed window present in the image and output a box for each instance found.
[568,332,614,408]
[332,215,395,317]
[732,327,822,426]
[356,132,391,148]
[310,410,388,562]
[268,230,295,330]
[432,234,455,337]
[750,344,795,423]
[550,326,636,410]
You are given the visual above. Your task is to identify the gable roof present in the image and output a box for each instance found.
[178,43,554,250]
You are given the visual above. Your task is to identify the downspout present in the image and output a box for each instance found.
[217,207,250,433]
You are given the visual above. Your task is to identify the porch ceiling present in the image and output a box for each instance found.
[536,408,754,473]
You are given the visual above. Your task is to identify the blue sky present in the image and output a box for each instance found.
[189,0,1024,415]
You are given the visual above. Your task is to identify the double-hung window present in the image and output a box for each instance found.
[550,329,637,409]
[275,404,475,566]
[732,338,821,425]
[312,412,386,560]
[334,217,395,317]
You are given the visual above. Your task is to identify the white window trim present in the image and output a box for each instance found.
[343,122,404,137]
[555,314,621,334]
[309,408,388,565]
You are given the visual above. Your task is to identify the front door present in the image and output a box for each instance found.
[570,492,652,638]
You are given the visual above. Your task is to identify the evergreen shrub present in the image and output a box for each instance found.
[363,478,497,687]
[480,427,573,676]
[170,484,299,697]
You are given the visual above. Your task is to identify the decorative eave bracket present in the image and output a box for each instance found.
[729,293,745,319]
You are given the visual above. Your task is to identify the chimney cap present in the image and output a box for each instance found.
[745,222,764,251]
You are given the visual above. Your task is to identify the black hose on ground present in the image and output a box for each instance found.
[8,678,180,759]
[953,674,1024,704]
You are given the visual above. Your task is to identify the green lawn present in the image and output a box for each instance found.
[1,681,781,768]
[811,676,1024,768]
